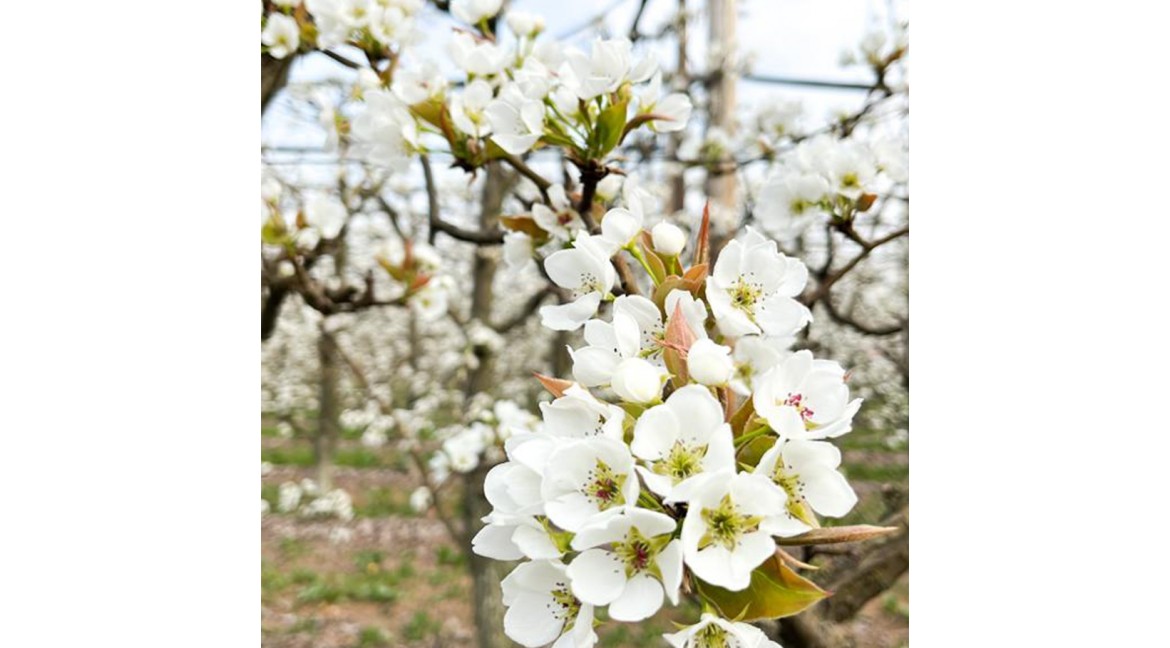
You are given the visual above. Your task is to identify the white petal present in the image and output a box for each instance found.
[608,574,664,621]
[492,132,541,155]
[505,593,564,647]
[664,385,724,444]
[571,346,621,387]
[471,524,524,560]
[801,467,858,517]
[514,523,564,559]
[631,404,680,460]
[540,293,603,331]
[567,548,627,605]
[729,530,777,582]
[657,539,684,605]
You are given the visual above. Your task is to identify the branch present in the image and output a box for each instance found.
[492,287,556,333]
[320,49,362,70]
[323,328,464,543]
[421,154,506,245]
[499,152,551,202]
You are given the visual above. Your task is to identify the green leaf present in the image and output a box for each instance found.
[696,553,828,621]
[593,98,629,158]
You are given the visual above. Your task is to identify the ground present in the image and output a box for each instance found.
[261,421,908,647]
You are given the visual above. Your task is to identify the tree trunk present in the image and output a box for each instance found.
[315,324,340,491]
[465,163,513,648]
[667,0,689,214]
[706,0,738,259]
[261,54,295,113]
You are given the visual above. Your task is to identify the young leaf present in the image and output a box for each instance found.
[695,552,828,621]
[694,201,712,267]
[594,99,629,158]
[533,372,574,398]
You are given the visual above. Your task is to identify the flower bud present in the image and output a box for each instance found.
[652,222,687,256]
[610,357,665,404]
[688,339,734,386]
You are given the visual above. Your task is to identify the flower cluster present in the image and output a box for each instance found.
[346,11,692,174]
[260,0,425,60]
[473,208,864,647]
[270,478,355,521]
[426,396,541,485]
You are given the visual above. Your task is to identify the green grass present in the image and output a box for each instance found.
[335,448,383,468]
[357,626,390,647]
[262,445,315,467]
[843,463,909,482]
[261,483,280,510]
[435,545,465,568]
[402,611,441,642]
[354,487,415,518]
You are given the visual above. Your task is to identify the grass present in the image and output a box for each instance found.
[354,487,415,518]
[357,626,390,647]
[402,611,441,642]
[262,445,315,467]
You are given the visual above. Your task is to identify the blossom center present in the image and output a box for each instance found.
[547,580,580,621]
[698,494,763,551]
[614,527,660,577]
[695,623,730,648]
[729,277,763,313]
[781,392,815,423]
[585,459,627,509]
[652,441,706,483]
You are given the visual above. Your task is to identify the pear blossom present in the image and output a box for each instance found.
[668,471,804,590]
[541,437,639,532]
[753,350,862,440]
[562,38,653,100]
[610,357,667,404]
[570,291,707,387]
[486,84,545,154]
[350,90,419,171]
[687,339,735,386]
[729,335,792,396]
[567,507,684,621]
[663,613,782,648]
[706,228,812,338]
[754,437,858,522]
[537,384,627,443]
[409,274,453,322]
[637,73,694,133]
[409,486,432,513]
[451,0,502,25]
[538,234,617,331]
[506,10,545,37]
[503,231,534,271]
[756,171,831,240]
[651,221,687,256]
[449,31,508,76]
[502,561,598,648]
[450,79,495,139]
[532,185,583,242]
[392,61,447,104]
[599,207,644,252]
[631,385,736,497]
[261,14,300,59]
[302,194,347,239]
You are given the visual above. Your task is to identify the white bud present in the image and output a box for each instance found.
[652,222,687,256]
[688,339,734,386]
[610,357,665,404]
[409,486,433,513]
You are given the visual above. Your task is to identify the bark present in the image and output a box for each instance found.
[465,163,512,648]
[705,0,738,260]
[261,53,295,113]
[667,0,689,214]
[314,324,340,491]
